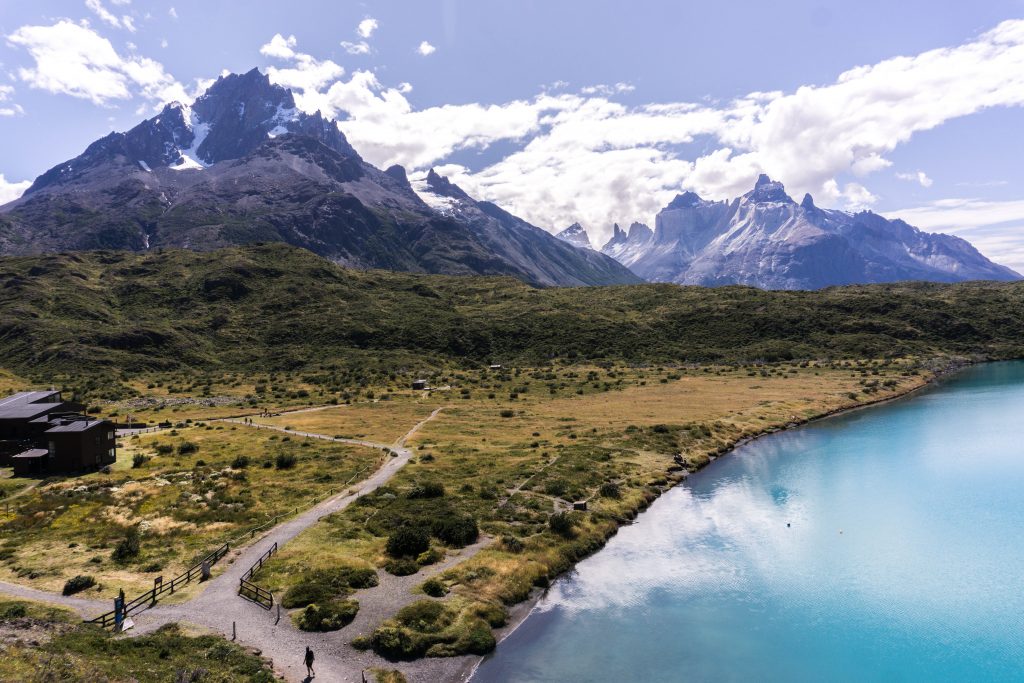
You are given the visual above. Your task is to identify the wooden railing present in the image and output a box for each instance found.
[237,542,278,610]
[86,542,230,628]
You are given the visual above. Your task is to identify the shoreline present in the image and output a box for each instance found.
[450,358,972,683]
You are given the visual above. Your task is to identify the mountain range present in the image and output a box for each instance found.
[591,175,1019,289]
[0,68,1016,290]
[0,69,637,287]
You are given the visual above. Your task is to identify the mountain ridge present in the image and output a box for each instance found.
[599,174,1019,289]
[0,69,638,288]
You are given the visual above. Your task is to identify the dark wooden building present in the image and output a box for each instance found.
[0,392,114,476]
[0,391,82,464]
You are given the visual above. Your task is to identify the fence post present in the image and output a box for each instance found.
[232,621,236,641]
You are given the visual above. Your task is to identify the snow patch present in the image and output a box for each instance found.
[138,160,151,172]
[410,175,462,215]
[170,105,211,171]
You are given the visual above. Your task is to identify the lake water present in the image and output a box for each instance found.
[472,362,1024,682]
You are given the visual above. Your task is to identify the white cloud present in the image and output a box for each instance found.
[896,170,934,187]
[160,38,168,48]
[260,33,297,60]
[85,0,136,32]
[110,0,131,5]
[580,83,635,96]
[417,41,436,56]
[260,34,344,97]
[0,85,24,116]
[357,18,378,39]
[340,41,370,55]
[8,20,186,106]
[168,6,177,19]
[261,20,1024,245]
[0,174,31,205]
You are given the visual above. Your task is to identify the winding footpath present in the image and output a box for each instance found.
[0,406,486,682]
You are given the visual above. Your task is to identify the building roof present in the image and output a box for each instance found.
[45,418,110,434]
[0,391,64,420]
[11,448,48,460]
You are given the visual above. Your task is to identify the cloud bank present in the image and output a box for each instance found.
[259,20,1024,246]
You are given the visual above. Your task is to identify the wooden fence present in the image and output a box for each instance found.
[237,542,278,609]
[86,542,230,628]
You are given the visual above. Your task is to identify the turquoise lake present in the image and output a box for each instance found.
[471,362,1024,682]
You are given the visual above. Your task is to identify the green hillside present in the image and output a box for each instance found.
[2,243,1024,377]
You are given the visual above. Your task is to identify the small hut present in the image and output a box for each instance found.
[412,379,428,391]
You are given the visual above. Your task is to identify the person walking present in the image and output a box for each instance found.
[304,645,315,677]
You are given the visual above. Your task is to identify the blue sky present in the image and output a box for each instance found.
[2,1,1024,269]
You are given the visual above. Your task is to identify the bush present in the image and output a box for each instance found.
[384,558,419,576]
[548,512,576,538]
[431,515,479,548]
[231,455,250,469]
[499,410,514,418]
[112,528,141,563]
[295,599,359,632]
[132,453,150,468]
[369,625,417,660]
[62,575,96,596]
[421,577,448,597]
[275,453,297,469]
[500,535,525,553]
[407,481,445,499]
[0,602,28,618]
[599,481,621,499]
[177,441,199,455]
[281,582,333,609]
[386,527,430,558]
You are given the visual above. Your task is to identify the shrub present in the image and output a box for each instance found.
[369,625,417,660]
[62,575,96,596]
[0,602,27,618]
[177,441,199,455]
[295,599,359,632]
[231,455,250,469]
[599,481,621,499]
[281,582,333,609]
[499,410,514,418]
[384,558,419,576]
[421,578,448,597]
[431,515,479,548]
[132,453,150,468]
[500,535,525,553]
[548,512,576,538]
[111,528,141,563]
[407,481,445,499]
[386,527,430,558]
[275,453,297,470]
[154,444,174,455]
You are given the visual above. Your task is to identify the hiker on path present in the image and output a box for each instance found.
[304,646,315,677]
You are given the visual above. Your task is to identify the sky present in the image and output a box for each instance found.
[2,1,1024,270]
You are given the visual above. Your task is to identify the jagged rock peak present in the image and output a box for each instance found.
[666,191,704,209]
[425,168,471,200]
[555,222,593,249]
[801,193,816,210]
[746,174,793,204]
[384,164,410,185]
[627,222,653,241]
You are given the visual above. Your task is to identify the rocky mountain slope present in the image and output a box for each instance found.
[600,175,1020,289]
[0,69,637,287]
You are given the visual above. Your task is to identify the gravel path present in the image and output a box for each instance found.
[0,407,479,681]
[0,580,108,617]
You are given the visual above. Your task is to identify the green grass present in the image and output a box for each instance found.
[1,244,1023,398]
[0,599,276,682]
